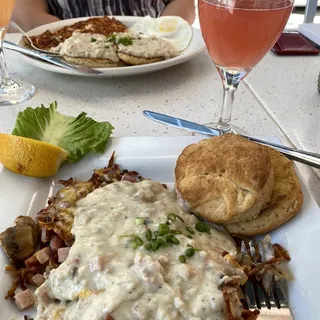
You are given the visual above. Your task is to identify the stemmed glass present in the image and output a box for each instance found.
[0,0,35,105]
[198,0,293,133]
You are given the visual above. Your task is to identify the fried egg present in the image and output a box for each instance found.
[129,16,193,52]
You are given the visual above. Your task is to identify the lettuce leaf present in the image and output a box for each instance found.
[12,101,113,163]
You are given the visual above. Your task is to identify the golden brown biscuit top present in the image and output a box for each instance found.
[175,134,274,223]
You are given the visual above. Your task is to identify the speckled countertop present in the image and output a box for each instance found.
[1,34,319,205]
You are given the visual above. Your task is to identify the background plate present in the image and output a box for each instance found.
[0,136,319,319]
[17,16,206,77]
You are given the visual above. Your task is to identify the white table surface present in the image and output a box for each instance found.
[1,33,320,205]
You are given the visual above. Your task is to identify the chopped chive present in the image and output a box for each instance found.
[187,235,193,239]
[152,239,161,251]
[167,213,184,222]
[195,222,207,233]
[169,236,180,245]
[132,236,144,249]
[153,231,159,238]
[186,248,195,257]
[145,243,152,250]
[165,234,174,242]
[145,229,152,241]
[135,217,145,225]
[179,255,186,263]
[91,37,97,42]
[186,227,195,234]
[158,223,170,236]
[170,229,182,235]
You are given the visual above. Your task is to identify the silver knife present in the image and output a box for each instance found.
[143,110,320,169]
[3,40,103,75]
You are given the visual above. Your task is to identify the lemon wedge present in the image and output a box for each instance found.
[0,133,69,177]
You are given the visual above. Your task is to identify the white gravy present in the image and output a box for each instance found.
[117,35,178,59]
[35,180,243,320]
[50,32,120,61]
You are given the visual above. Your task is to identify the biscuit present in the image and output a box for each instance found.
[175,134,274,224]
[117,52,164,66]
[63,56,126,68]
[224,148,303,236]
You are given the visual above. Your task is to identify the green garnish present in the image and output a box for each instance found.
[169,236,180,245]
[151,239,162,251]
[170,229,182,235]
[186,227,195,234]
[132,236,144,249]
[145,229,152,241]
[145,243,152,250]
[153,231,159,238]
[186,248,195,257]
[179,255,186,263]
[12,102,113,163]
[195,222,210,234]
[187,235,193,239]
[135,217,145,225]
[107,34,116,43]
[158,223,170,236]
[91,37,97,42]
[117,36,133,46]
[167,213,184,223]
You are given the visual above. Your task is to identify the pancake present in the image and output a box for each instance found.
[224,148,303,236]
[175,134,274,224]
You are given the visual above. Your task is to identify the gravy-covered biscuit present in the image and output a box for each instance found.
[175,134,274,224]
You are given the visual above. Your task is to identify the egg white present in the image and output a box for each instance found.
[129,16,193,52]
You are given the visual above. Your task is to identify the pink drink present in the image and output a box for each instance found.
[199,0,293,70]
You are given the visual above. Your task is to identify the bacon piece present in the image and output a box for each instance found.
[14,289,36,311]
[25,255,39,268]
[36,247,52,264]
[58,247,70,263]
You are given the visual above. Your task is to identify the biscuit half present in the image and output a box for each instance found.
[175,134,274,224]
[117,52,164,66]
[224,148,303,236]
[63,56,126,68]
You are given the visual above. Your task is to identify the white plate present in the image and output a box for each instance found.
[0,136,319,320]
[17,16,206,77]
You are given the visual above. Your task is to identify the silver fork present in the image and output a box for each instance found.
[242,240,294,319]
[10,21,60,56]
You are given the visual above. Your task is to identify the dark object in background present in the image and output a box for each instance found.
[318,72,320,93]
[272,32,320,55]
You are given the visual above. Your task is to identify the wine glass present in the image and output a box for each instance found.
[198,0,293,133]
[0,0,35,105]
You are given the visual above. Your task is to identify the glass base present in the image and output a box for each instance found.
[203,122,247,135]
[0,79,35,106]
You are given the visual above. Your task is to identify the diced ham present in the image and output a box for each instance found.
[14,289,36,311]
[58,247,70,263]
[121,172,138,182]
[36,247,52,264]
[32,273,45,287]
[50,234,65,254]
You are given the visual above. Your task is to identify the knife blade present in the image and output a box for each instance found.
[143,110,320,169]
[3,40,103,75]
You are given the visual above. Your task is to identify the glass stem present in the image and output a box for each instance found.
[0,27,11,85]
[216,67,248,133]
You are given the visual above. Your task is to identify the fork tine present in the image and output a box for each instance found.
[244,281,257,309]
[273,280,289,308]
